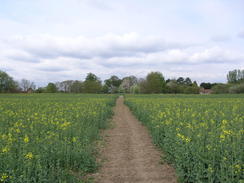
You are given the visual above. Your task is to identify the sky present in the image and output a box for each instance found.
[0,0,244,86]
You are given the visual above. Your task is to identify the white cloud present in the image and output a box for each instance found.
[1,33,244,86]
[0,0,244,85]
[2,33,181,60]
[238,30,244,39]
[211,35,231,42]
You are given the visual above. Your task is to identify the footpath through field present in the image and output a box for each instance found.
[93,96,177,183]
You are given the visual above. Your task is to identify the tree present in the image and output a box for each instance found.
[0,70,18,93]
[104,75,122,93]
[138,78,148,93]
[45,83,57,93]
[83,73,102,93]
[184,77,192,86]
[145,72,166,93]
[227,69,244,83]
[183,81,199,94]
[57,80,73,93]
[176,77,185,85]
[166,79,171,83]
[19,79,36,92]
[130,84,140,94]
[166,79,180,93]
[229,83,244,93]
[119,76,137,93]
[70,80,83,93]
[35,87,45,93]
[212,84,230,94]
[200,82,212,89]
[101,84,109,93]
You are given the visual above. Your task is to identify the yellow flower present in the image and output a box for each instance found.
[0,173,9,181]
[24,135,29,143]
[25,152,33,159]
[223,130,231,135]
[2,147,9,153]
[221,119,227,125]
[235,164,240,168]
[220,134,225,141]
[177,133,191,143]
[72,137,77,142]
[60,121,71,130]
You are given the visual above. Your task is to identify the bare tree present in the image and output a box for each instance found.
[58,80,73,92]
[20,79,36,92]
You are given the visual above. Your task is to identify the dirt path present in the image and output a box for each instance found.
[94,96,177,183]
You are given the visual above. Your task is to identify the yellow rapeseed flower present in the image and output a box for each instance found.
[72,137,77,142]
[0,173,9,181]
[2,147,9,153]
[223,129,232,135]
[177,133,191,143]
[24,135,29,143]
[25,152,33,159]
[60,121,71,130]
[220,134,225,141]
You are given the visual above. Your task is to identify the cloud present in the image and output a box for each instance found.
[0,33,244,85]
[83,0,113,10]
[2,33,184,60]
[238,30,244,38]
[211,35,231,42]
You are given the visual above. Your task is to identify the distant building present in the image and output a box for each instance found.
[200,88,212,94]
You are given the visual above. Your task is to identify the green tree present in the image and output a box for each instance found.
[229,83,244,93]
[166,79,180,93]
[45,83,57,93]
[35,87,45,93]
[0,70,18,93]
[70,80,83,93]
[212,84,230,94]
[145,72,166,93]
[227,69,244,83]
[176,77,185,85]
[138,78,148,93]
[184,82,199,94]
[104,75,122,93]
[200,82,211,89]
[83,73,102,93]
[184,77,192,86]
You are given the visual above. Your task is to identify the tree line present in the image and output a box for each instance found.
[199,69,244,94]
[0,69,244,94]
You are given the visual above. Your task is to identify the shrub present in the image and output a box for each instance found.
[229,83,244,93]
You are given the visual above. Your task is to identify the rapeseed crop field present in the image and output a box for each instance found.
[0,94,116,183]
[125,94,244,183]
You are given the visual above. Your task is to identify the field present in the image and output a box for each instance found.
[125,94,244,183]
[1,94,243,183]
[0,94,116,183]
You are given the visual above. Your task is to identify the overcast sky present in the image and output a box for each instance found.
[0,0,244,86]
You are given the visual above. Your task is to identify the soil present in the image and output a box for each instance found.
[93,96,177,183]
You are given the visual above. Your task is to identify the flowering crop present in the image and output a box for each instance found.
[0,94,116,183]
[125,94,244,183]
